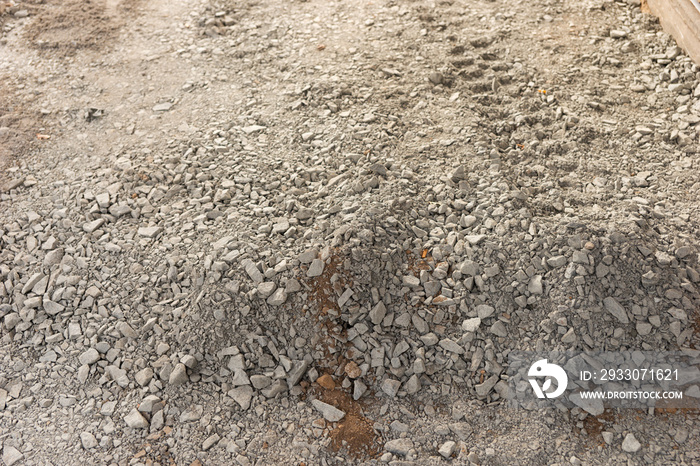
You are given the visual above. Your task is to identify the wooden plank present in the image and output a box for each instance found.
[646,0,700,65]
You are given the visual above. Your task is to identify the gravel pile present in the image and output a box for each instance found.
[0,0,699,464]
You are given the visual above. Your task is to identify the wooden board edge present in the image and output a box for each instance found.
[646,0,700,65]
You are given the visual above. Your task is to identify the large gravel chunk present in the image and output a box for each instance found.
[622,433,641,453]
[385,438,414,456]
[603,297,629,324]
[78,348,100,365]
[307,258,324,277]
[124,409,149,429]
[311,399,345,422]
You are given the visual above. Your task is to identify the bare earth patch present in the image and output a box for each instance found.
[23,0,139,52]
[0,84,34,189]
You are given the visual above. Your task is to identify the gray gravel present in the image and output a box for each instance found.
[1,0,699,464]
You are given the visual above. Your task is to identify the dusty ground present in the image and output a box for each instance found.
[1,0,699,464]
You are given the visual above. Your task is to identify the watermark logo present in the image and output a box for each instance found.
[508,351,698,410]
[528,359,568,399]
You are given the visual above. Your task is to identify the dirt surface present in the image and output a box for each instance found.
[1,0,699,464]
[0,86,30,187]
[23,0,139,52]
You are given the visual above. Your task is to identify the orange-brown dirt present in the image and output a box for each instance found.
[312,384,381,460]
[640,0,651,14]
[302,249,353,372]
[301,251,382,460]
[580,408,617,441]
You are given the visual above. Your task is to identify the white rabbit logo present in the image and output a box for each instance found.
[528,359,568,399]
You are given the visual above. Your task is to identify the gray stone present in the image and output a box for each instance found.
[242,260,263,283]
[272,221,290,234]
[286,360,309,387]
[296,207,314,220]
[390,420,410,433]
[153,102,172,112]
[202,433,220,451]
[621,433,641,453]
[462,317,481,333]
[610,30,627,39]
[150,410,165,432]
[465,234,486,245]
[43,299,64,315]
[59,395,77,407]
[353,380,367,400]
[636,322,652,336]
[370,302,386,325]
[450,166,466,182]
[298,248,318,264]
[100,401,117,416]
[106,365,129,388]
[77,365,90,383]
[182,354,198,369]
[257,282,276,298]
[134,367,153,387]
[603,297,629,324]
[267,288,287,306]
[449,422,473,441]
[95,192,110,208]
[22,272,44,294]
[137,226,161,238]
[528,275,543,295]
[439,440,456,458]
[476,305,495,319]
[603,432,614,444]
[81,432,98,449]
[561,328,576,343]
[405,374,420,395]
[229,386,254,410]
[83,219,104,233]
[138,395,161,413]
[68,322,82,339]
[124,408,149,429]
[385,438,413,456]
[420,333,439,346]
[403,274,420,287]
[180,405,204,422]
[79,348,100,365]
[311,399,346,422]
[547,255,567,268]
[117,321,138,338]
[285,278,301,293]
[242,125,266,134]
[2,446,23,466]
[424,281,441,296]
[4,313,20,330]
[169,363,188,385]
[460,260,480,276]
[24,296,42,308]
[307,259,324,277]
[44,248,64,266]
[381,378,401,397]
[261,379,287,398]
[484,264,500,277]
[439,338,464,354]
[250,374,272,390]
[475,375,499,397]
[572,251,589,264]
[109,204,131,217]
[489,321,507,337]
[676,246,693,259]
[673,428,689,444]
